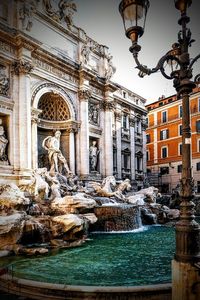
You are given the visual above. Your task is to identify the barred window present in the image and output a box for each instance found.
[38,93,70,121]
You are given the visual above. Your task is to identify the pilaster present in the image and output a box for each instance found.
[115,111,122,179]
[101,99,114,177]
[31,108,42,170]
[12,59,33,177]
[142,119,147,175]
[130,115,136,180]
[78,88,91,177]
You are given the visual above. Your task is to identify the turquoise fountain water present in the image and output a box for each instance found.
[0,225,175,286]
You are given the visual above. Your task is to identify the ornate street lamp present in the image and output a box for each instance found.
[119,0,200,299]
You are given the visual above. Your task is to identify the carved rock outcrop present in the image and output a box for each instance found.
[51,193,96,214]
[0,184,30,212]
[51,214,84,239]
[0,212,26,250]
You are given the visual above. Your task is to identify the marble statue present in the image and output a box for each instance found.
[58,0,77,27]
[81,42,90,65]
[89,103,99,125]
[42,131,71,175]
[89,140,100,172]
[105,54,116,80]
[0,119,8,162]
[0,65,9,96]
[19,0,38,31]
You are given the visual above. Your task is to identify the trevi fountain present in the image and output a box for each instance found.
[0,130,181,299]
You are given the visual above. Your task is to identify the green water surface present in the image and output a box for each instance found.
[0,225,175,286]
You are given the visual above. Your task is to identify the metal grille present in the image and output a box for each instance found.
[38,93,70,121]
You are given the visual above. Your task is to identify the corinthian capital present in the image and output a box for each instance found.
[12,60,33,75]
[78,89,92,101]
[100,100,115,111]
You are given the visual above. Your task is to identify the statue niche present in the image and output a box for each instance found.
[37,92,71,173]
[0,118,9,164]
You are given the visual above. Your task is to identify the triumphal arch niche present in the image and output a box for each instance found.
[32,86,78,175]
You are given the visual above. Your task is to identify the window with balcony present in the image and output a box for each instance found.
[161,146,168,158]
[177,165,182,173]
[160,129,169,140]
[162,111,167,123]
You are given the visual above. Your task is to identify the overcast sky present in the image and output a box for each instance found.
[74,0,200,104]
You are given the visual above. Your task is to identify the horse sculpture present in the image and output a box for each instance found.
[91,176,131,199]
[91,176,117,197]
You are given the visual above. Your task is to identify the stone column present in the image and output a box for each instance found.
[101,100,114,177]
[142,121,147,174]
[12,59,33,178]
[69,130,75,174]
[31,108,42,170]
[115,111,122,179]
[130,116,136,180]
[78,89,91,178]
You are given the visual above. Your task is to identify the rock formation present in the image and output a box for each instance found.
[0,172,180,257]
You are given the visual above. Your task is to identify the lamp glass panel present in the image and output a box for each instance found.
[124,4,143,21]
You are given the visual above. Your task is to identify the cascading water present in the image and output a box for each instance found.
[91,203,142,232]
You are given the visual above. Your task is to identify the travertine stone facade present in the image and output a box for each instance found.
[0,0,147,188]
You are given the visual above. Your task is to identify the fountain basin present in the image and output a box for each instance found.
[0,225,175,299]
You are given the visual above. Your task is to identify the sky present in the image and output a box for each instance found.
[73,0,200,104]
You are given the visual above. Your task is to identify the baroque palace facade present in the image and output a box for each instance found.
[146,87,200,193]
[0,0,147,189]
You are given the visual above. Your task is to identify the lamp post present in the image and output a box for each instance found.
[119,1,200,299]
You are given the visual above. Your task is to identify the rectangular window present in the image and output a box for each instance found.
[160,129,169,140]
[122,115,128,128]
[160,167,169,175]
[162,147,168,158]
[198,139,200,152]
[146,151,149,161]
[179,124,182,136]
[197,181,200,193]
[177,165,182,173]
[146,134,150,143]
[196,120,200,133]
[162,111,167,123]
[179,144,182,155]
[197,162,200,171]
[179,105,183,118]
[198,98,200,112]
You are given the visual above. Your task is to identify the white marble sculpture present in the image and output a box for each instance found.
[42,131,71,175]
[89,140,100,172]
[0,119,8,162]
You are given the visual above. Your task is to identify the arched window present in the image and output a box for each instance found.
[38,92,70,121]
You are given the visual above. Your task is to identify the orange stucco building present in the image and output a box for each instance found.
[146,87,200,194]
